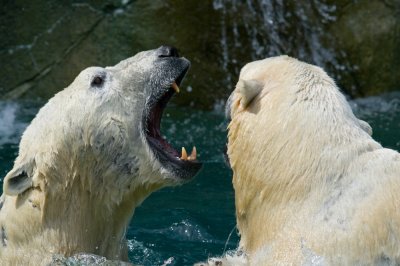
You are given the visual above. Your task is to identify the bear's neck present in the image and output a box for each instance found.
[229,108,381,253]
[36,180,163,261]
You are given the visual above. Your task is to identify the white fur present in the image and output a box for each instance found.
[220,56,400,265]
[0,50,189,265]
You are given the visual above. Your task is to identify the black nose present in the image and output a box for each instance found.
[158,45,180,58]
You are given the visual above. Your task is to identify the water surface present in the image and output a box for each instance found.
[0,92,399,265]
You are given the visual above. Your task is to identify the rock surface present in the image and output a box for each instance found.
[1,0,399,108]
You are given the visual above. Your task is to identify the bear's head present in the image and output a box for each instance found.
[0,46,201,259]
[225,56,376,252]
[226,56,373,187]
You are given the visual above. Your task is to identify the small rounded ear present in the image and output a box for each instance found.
[358,119,372,136]
[236,79,264,108]
[3,166,33,196]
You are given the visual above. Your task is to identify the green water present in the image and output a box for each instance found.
[0,93,399,265]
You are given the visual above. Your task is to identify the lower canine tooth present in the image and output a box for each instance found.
[188,146,197,160]
[181,147,188,160]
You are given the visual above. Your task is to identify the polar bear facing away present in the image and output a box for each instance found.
[222,56,400,265]
[0,46,201,265]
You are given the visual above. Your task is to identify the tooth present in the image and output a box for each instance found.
[181,147,188,160]
[188,146,197,161]
[172,82,180,93]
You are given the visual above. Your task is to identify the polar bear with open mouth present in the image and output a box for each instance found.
[0,46,201,265]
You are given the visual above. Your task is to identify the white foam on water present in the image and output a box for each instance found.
[350,92,400,117]
[0,102,24,146]
[127,238,165,265]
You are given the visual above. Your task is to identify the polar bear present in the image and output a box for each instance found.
[221,56,400,265]
[0,46,201,265]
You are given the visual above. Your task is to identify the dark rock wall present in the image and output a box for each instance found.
[1,0,399,108]
[328,0,400,96]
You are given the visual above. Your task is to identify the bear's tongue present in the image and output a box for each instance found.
[147,82,197,162]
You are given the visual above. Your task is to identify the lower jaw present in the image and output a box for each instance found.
[147,142,201,181]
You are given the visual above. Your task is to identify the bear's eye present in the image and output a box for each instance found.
[91,76,104,87]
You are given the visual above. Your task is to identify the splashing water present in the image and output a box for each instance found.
[0,100,42,177]
[0,102,21,146]
[212,0,357,94]
[350,92,400,149]
[0,92,399,265]
[0,100,42,146]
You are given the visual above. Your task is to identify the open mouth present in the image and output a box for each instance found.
[145,65,202,180]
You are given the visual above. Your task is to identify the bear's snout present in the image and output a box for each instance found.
[157,45,180,58]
